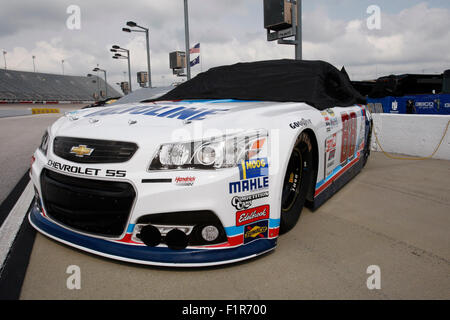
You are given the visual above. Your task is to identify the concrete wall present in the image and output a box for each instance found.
[371,114,450,160]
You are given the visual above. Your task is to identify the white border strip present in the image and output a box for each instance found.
[0,182,34,271]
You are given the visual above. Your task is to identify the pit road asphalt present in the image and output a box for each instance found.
[1,109,449,299]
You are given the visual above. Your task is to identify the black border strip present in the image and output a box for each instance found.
[0,171,30,228]
[142,178,172,183]
[0,202,36,300]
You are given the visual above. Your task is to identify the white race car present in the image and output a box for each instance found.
[28,60,372,267]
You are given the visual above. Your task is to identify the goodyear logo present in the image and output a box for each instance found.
[239,158,268,180]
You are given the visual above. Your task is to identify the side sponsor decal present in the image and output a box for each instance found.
[231,191,269,210]
[229,176,269,194]
[236,205,270,227]
[239,158,268,180]
[324,133,337,178]
[229,157,269,194]
[174,176,196,186]
[289,118,312,129]
[244,220,269,244]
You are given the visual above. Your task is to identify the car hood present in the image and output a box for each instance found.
[51,99,313,142]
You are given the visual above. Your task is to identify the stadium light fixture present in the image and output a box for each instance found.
[122,21,152,87]
[110,45,132,93]
[92,67,108,98]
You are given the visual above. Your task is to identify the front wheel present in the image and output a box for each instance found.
[279,132,314,234]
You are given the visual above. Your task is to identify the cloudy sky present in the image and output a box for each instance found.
[1,0,449,92]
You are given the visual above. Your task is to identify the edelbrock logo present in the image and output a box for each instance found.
[236,205,270,227]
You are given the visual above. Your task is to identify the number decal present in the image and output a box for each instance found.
[340,111,357,164]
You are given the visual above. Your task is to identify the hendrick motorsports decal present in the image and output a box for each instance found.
[47,160,126,177]
[231,191,269,210]
[85,104,229,121]
[244,220,269,244]
[236,204,270,227]
[174,176,196,186]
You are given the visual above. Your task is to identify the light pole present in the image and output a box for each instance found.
[32,55,36,72]
[295,0,302,60]
[183,0,191,80]
[93,67,108,99]
[2,50,6,70]
[123,21,152,87]
[61,59,65,75]
[111,45,132,93]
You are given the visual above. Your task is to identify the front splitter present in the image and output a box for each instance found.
[28,205,277,267]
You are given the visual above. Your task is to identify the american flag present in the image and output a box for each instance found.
[189,43,200,54]
[190,56,200,67]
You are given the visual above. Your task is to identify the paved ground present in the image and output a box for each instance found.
[18,152,450,300]
[0,105,83,204]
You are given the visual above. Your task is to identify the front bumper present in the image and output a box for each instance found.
[29,204,277,267]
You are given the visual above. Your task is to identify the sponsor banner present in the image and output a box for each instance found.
[239,158,268,180]
[236,205,270,227]
[244,220,269,244]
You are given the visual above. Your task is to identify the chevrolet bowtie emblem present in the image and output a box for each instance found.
[70,145,94,157]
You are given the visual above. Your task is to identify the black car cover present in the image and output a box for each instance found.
[149,59,366,110]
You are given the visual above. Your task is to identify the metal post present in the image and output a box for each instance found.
[145,29,152,87]
[103,70,108,98]
[127,50,132,93]
[2,51,6,70]
[295,0,302,60]
[184,0,191,80]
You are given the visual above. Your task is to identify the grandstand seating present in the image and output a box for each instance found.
[0,69,121,102]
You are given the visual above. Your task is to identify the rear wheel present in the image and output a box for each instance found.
[279,132,314,234]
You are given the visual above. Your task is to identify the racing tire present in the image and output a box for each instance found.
[279,132,314,234]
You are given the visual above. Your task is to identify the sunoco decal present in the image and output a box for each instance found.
[244,220,269,244]
[236,204,270,227]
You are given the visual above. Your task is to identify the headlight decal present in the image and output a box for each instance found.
[149,130,268,170]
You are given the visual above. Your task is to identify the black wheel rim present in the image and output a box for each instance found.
[281,148,303,212]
